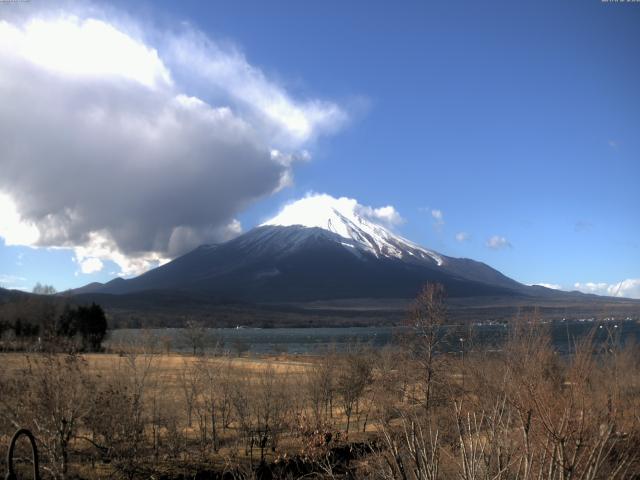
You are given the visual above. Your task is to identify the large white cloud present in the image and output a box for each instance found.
[0,11,346,275]
[574,279,640,299]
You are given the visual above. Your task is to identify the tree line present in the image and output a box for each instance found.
[0,286,108,352]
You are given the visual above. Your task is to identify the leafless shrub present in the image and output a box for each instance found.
[0,354,93,479]
[178,359,201,429]
[306,352,336,426]
[195,353,230,452]
[86,352,156,479]
[336,345,374,433]
[376,411,440,480]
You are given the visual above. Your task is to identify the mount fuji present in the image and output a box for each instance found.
[74,195,546,302]
[67,195,640,326]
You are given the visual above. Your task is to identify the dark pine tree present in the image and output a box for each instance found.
[74,303,108,351]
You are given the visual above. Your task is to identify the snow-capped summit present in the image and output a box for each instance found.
[262,194,444,265]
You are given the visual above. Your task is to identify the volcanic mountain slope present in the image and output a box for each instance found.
[74,196,575,302]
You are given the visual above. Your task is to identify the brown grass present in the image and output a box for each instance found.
[2,321,640,479]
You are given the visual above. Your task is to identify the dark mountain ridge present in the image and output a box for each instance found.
[71,225,529,301]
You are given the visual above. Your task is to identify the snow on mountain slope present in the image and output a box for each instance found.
[262,194,444,265]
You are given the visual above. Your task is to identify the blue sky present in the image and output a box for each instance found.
[0,0,638,297]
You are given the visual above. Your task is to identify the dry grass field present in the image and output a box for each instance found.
[1,347,383,479]
[2,297,640,479]
[0,352,314,378]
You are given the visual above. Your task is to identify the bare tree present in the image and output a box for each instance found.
[32,282,57,295]
[181,320,207,356]
[178,359,201,428]
[253,365,291,459]
[306,353,336,426]
[372,346,404,425]
[230,371,253,457]
[195,352,231,453]
[336,346,373,433]
[406,283,449,411]
[229,364,293,465]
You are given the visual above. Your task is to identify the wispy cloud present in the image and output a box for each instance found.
[166,30,347,148]
[455,232,470,243]
[431,209,444,231]
[0,274,29,291]
[574,279,640,299]
[0,274,26,285]
[574,221,593,233]
[533,282,562,290]
[486,235,512,250]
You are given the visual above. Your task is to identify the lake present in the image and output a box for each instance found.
[106,318,640,355]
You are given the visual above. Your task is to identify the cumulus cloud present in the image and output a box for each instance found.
[78,257,104,274]
[486,235,512,250]
[0,11,346,275]
[455,232,470,243]
[358,205,405,227]
[0,194,40,246]
[574,279,640,299]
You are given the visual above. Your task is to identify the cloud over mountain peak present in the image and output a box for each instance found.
[0,10,346,275]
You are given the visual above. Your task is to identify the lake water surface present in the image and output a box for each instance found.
[106,319,640,355]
